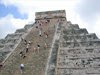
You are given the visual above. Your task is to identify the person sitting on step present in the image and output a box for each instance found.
[19,51,26,58]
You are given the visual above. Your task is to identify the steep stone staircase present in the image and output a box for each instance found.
[0,17,58,75]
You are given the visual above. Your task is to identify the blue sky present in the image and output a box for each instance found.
[0,4,28,19]
[0,1,29,38]
[0,0,100,39]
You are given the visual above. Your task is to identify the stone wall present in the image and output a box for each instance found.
[0,24,34,63]
[56,21,100,75]
[35,10,66,20]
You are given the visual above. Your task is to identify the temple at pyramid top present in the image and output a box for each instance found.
[35,10,66,20]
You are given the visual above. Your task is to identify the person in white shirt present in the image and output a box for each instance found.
[20,64,24,74]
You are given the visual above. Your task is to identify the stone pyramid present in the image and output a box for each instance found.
[0,10,100,75]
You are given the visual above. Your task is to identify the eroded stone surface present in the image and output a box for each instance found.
[0,24,34,63]
[56,21,100,75]
[0,10,100,75]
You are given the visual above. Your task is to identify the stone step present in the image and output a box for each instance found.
[63,38,100,43]
[24,24,34,30]
[5,33,23,40]
[67,22,80,29]
[63,33,98,40]
[0,39,5,44]
[4,38,19,44]
[72,24,79,29]
[0,51,10,62]
[0,44,13,52]
[15,28,26,33]
[0,44,4,49]
[61,39,100,47]
[63,28,88,35]
[63,36,99,43]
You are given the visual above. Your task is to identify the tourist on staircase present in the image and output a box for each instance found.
[37,44,40,53]
[20,64,25,74]
[39,30,42,37]
[33,47,36,53]
[19,51,26,58]
[26,44,29,53]
[44,31,48,39]
[44,42,48,49]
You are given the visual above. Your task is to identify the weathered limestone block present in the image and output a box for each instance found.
[62,41,80,48]
[74,28,88,35]
[0,44,13,52]
[15,28,26,33]
[35,10,66,20]
[94,48,100,53]
[0,39,5,49]
[62,37,100,47]
[24,24,34,30]
[5,33,23,39]
[63,33,98,43]
[81,39,100,46]
[6,42,15,49]
[87,33,98,40]
[86,68,100,74]
[0,42,16,53]
[5,38,18,44]
[63,28,88,36]
[0,51,10,62]
[58,58,84,68]
[67,21,72,25]
[73,24,79,29]
[57,69,73,75]
[67,22,79,29]
[0,39,5,44]
[0,44,4,49]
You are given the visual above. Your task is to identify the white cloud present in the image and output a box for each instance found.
[0,14,12,26]
[0,14,29,38]
[11,17,28,29]
[93,16,100,38]
[0,14,28,28]
[0,0,80,16]
[75,0,100,38]
[1,0,100,38]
